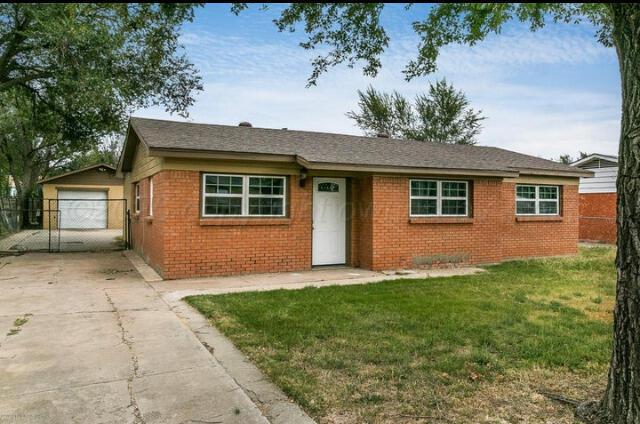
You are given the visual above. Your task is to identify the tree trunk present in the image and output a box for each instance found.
[600,4,640,424]
[12,154,40,229]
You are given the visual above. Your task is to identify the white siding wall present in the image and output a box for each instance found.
[579,167,617,193]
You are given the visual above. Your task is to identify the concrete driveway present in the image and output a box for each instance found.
[0,229,123,253]
[0,251,482,423]
[0,252,268,424]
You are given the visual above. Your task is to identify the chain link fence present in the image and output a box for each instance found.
[0,197,129,253]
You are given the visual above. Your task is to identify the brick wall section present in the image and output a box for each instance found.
[364,177,578,271]
[500,183,579,259]
[130,171,580,278]
[130,176,164,273]
[579,192,617,243]
[351,177,373,269]
[155,170,312,279]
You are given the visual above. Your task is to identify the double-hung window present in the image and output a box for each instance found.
[410,180,469,217]
[516,185,559,215]
[202,174,286,217]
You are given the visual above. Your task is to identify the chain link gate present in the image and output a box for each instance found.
[45,198,129,252]
[0,197,129,253]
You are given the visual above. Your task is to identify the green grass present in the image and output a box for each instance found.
[7,314,31,337]
[186,247,615,422]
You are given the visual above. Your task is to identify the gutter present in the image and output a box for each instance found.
[296,156,519,178]
[149,148,297,163]
[514,167,594,178]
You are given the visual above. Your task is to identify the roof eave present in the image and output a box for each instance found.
[148,147,298,164]
[570,153,618,167]
[118,120,152,173]
[515,167,594,178]
[297,157,519,178]
[38,163,118,184]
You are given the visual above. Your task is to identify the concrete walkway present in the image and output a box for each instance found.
[0,252,269,424]
[150,264,483,304]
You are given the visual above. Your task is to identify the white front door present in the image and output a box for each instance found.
[312,177,346,266]
[58,190,108,229]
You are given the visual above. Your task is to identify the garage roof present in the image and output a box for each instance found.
[39,164,120,184]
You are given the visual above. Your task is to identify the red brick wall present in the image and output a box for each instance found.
[500,183,579,259]
[146,170,312,279]
[351,176,373,269]
[579,192,617,243]
[363,176,578,270]
[130,170,581,278]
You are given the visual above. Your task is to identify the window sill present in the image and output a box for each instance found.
[516,216,563,222]
[199,218,291,226]
[409,217,474,225]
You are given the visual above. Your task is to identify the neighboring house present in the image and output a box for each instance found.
[571,153,618,244]
[40,164,124,230]
[118,117,592,279]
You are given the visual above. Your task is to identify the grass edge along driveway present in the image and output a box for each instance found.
[186,247,614,423]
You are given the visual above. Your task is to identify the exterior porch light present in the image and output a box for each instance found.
[299,168,308,187]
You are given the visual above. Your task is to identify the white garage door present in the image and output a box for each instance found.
[58,190,108,229]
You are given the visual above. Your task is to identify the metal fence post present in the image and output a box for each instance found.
[47,199,51,253]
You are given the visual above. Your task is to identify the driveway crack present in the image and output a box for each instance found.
[105,290,144,424]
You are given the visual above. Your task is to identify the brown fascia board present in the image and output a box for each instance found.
[116,124,134,174]
[119,120,155,173]
[148,147,298,163]
[295,156,519,178]
[118,125,142,173]
[514,167,594,178]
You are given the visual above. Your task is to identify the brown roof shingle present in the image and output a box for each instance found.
[126,117,591,177]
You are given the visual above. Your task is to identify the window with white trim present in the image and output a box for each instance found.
[516,184,559,215]
[134,183,140,213]
[410,180,469,217]
[149,178,154,216]
[202,174,286,217]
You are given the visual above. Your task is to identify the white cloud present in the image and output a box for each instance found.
[137,21,620,159]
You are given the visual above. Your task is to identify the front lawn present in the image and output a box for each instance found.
[186,247,615,423]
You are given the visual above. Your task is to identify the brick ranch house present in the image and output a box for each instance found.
[571,153,618,244]
[117,117,592,279]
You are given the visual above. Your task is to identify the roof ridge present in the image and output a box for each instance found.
[38,163,117,184]
[129,116,483,150]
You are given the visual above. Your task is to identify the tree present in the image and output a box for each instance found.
[0,3,202,207]
[42,135,124,180]
[238,3,638,423]
[63,137,124,170]
[556,151,590,165]
[347,79,485,144]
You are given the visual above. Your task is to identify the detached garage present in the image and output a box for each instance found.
[40,164,124,230]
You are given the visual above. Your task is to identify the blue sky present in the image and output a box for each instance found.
[138,3,621,159]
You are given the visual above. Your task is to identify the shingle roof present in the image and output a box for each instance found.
[39,163,118,184]
[125,117,591,177]
[571,153,618,168]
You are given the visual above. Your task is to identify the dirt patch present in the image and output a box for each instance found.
[442,367,606,424]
